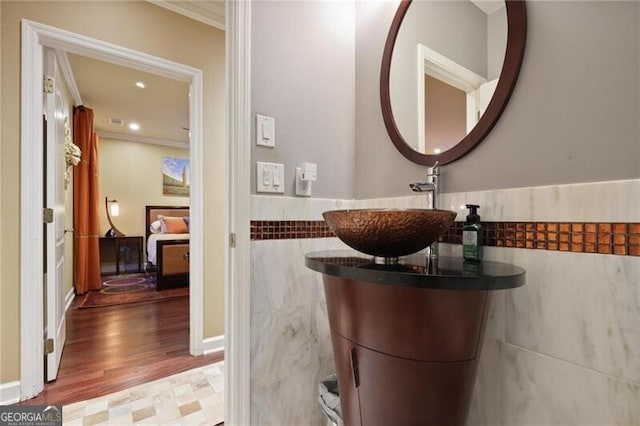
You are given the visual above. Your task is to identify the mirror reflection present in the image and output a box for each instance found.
[389,0,507,155]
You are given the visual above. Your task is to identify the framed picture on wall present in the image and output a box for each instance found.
[162,157,190,197]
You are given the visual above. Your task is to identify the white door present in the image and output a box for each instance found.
[43,48,67,382]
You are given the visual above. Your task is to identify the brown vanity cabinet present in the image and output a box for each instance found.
[326,277,490,426]
[307,252,525,426]
[332,332,478,426]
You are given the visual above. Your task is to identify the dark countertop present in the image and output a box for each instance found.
[305,250,525,291]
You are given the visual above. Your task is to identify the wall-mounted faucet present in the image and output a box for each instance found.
[409,162,440,259]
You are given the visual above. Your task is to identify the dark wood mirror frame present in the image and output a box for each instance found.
[380,0,527,166]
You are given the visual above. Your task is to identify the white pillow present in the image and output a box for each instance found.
[149,219,162,234]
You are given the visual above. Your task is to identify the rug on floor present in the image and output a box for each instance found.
[78,274,189,308]
[62,362,225,425]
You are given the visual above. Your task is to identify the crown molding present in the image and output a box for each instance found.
[97,130,189,149]
[148,0,225,30]
[54,49,83,106]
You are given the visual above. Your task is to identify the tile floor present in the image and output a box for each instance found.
[62,362,224,425]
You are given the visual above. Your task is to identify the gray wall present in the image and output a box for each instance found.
[487,6,507,80]
[251,0,356,199]
[356,1,639,199]
[251,1,639,199]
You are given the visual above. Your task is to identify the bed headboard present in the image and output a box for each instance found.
[145,205,190,240]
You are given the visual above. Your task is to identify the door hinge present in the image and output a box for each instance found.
[349,348,360,388]
[43,76,55,94]
[44,338,54,355]
[43,208,54,224]
[230,232,237,248]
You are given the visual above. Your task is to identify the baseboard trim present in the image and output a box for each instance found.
[65,287,75,312]
[0,380,21,405]
[203,335,224,355]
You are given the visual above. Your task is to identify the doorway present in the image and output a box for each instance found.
[21,19,205,399]
[19,3,252,422]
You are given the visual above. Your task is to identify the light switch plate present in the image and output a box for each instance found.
[256,162,285,193]
[256,114,275,148]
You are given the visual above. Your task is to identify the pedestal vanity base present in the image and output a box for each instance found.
[325,276,490,426]
[331,332,480,426]
[306,251,525,426]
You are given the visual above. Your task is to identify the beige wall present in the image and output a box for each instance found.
[99,138,190,241]
[0,1,225,385]
[0,0,10,387]
[424,75,466,153]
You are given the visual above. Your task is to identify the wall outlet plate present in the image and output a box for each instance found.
[295,167,312,197]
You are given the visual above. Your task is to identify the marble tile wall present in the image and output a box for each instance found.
[250,179,640,425]
[415,179,640,425]
[250,196,349,425]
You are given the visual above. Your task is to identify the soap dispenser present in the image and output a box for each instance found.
[463,204,482,261]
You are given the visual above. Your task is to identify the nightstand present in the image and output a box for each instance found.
[99,236,144,275]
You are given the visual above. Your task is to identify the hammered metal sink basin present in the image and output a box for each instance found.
[323,209,457,258]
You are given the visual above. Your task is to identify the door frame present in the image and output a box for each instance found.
[225,1,252,424]
[20,20,205,398]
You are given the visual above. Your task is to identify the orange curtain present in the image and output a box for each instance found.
[73,106,101,294]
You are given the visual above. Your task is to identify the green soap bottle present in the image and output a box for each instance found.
[463,204,482,261]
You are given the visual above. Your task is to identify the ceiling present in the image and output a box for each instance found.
[61,1,224,149]
[67,53,190,146]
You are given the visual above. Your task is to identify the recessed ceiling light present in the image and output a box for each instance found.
[129,123,140,131]
[135,81,145,89]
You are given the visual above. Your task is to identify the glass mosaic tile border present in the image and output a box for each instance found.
[442,222,639,256]
[250,220,333,240]
[250,220,640,256]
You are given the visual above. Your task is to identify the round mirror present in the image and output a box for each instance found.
[380,0,526,166]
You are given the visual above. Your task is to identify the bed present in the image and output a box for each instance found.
[145,205,190,290]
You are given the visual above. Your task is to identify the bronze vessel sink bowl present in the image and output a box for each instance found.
[323,209,457,258]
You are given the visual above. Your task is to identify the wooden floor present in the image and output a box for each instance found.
[20,295,223,406]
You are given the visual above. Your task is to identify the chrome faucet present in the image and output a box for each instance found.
[409,162,440,259]
[409,162,439,210]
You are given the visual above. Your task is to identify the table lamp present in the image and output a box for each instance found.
[105,197,125,237]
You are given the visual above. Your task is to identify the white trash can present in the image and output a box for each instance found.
[319,374,342,426]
